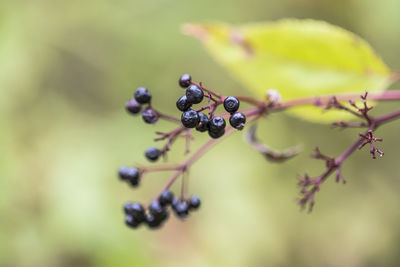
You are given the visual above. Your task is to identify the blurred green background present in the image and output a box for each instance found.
[1,0,400,266]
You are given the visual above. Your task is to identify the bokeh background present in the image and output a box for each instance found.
[1,0,400,266]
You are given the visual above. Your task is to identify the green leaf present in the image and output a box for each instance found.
[184,19,395,123]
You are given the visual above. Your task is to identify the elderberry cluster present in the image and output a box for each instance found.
[177,74,247,138]
[124,191,201,229]
[118,166,201,230]
[119,74,249,230]
[125,87,158,124]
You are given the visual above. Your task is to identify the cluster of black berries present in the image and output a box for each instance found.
[120,75,249,230]
[125,87,159,124]
[177,74,247,139]
[124,191,201,229]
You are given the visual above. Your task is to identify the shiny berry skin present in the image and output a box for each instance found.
[176,95,192,112]
[149,200,163,215]
[159,190,174,206]
[171,197,179,209]
[173,200,189,219]
[189,196,201,210]
[125,98,142,114]
[208,128,225,139]
[179,74,192,88]
[125,215,141,228]
[229,112,246,130]
[142,108,158,124]
[145,214,162,229]
[181,109,200,128]
[145,147,161,162]
[119,166,140,186]
[149,200,168,221]
[186,85,204,104]
[196,113,209,132]
[209,116,226,133]
[124,202,146,222]
[118,166,139,181]
[134,87,151,104]
[223,96,240,113]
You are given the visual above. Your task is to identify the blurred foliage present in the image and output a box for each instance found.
[1,0,400,267]
[185,19,394,122]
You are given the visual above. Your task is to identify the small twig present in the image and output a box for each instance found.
[298,105,400,211]
[191,81,222,99]
[332,121,368,129]
[358,130,383,159]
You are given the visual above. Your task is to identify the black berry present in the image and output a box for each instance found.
[208,128,225,139]
[209,116,226,133]
[172,200,190,219]
[124,202,146,222]
[196,113,209,132]
[134,87,151,104]
[145,214,162,229]
[149,200,168,221]
[181,109,200,128]
[189,196,201,210]
[229,112,246,130]
[179,74,192,88]
[223,96,240,113]
[145,147,161,162]
[142,108,158,124]
[125,215,141,228]
[118,166,139,181]
[119,166,140,186]
[176,95,192,112]
[172,197,179,208]
[186,85,204,104]
[129,178,139,187]
[125,98,142,114]
[159,190,174,206]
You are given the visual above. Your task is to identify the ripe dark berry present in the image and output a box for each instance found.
[229,112,246,130]
[176,95,192,112]
[129,178,139,187]
[134,87,151,104]
[223,96,240,113]
[181,109,200,128]
[172,197,179,209]
[189,196,201,210]
[179,74,192,88]
[149,200,168,221]
[186,85,204,104]
[125,215,141,228]
[172,200,189,219]
[145,147,161,162]
[209,116,226,133]
[145,214,162,229]
[119,166,140,186]
[118,166,139,181]
[125,98,142,114]
[196,113,209,132]
[142,108,158,124]
[208,128,225,139]
[124,202,146,222]
[149,200,163,215]
[159,190,174,206]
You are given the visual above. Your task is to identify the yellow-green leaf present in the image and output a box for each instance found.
[184,19,395,123]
